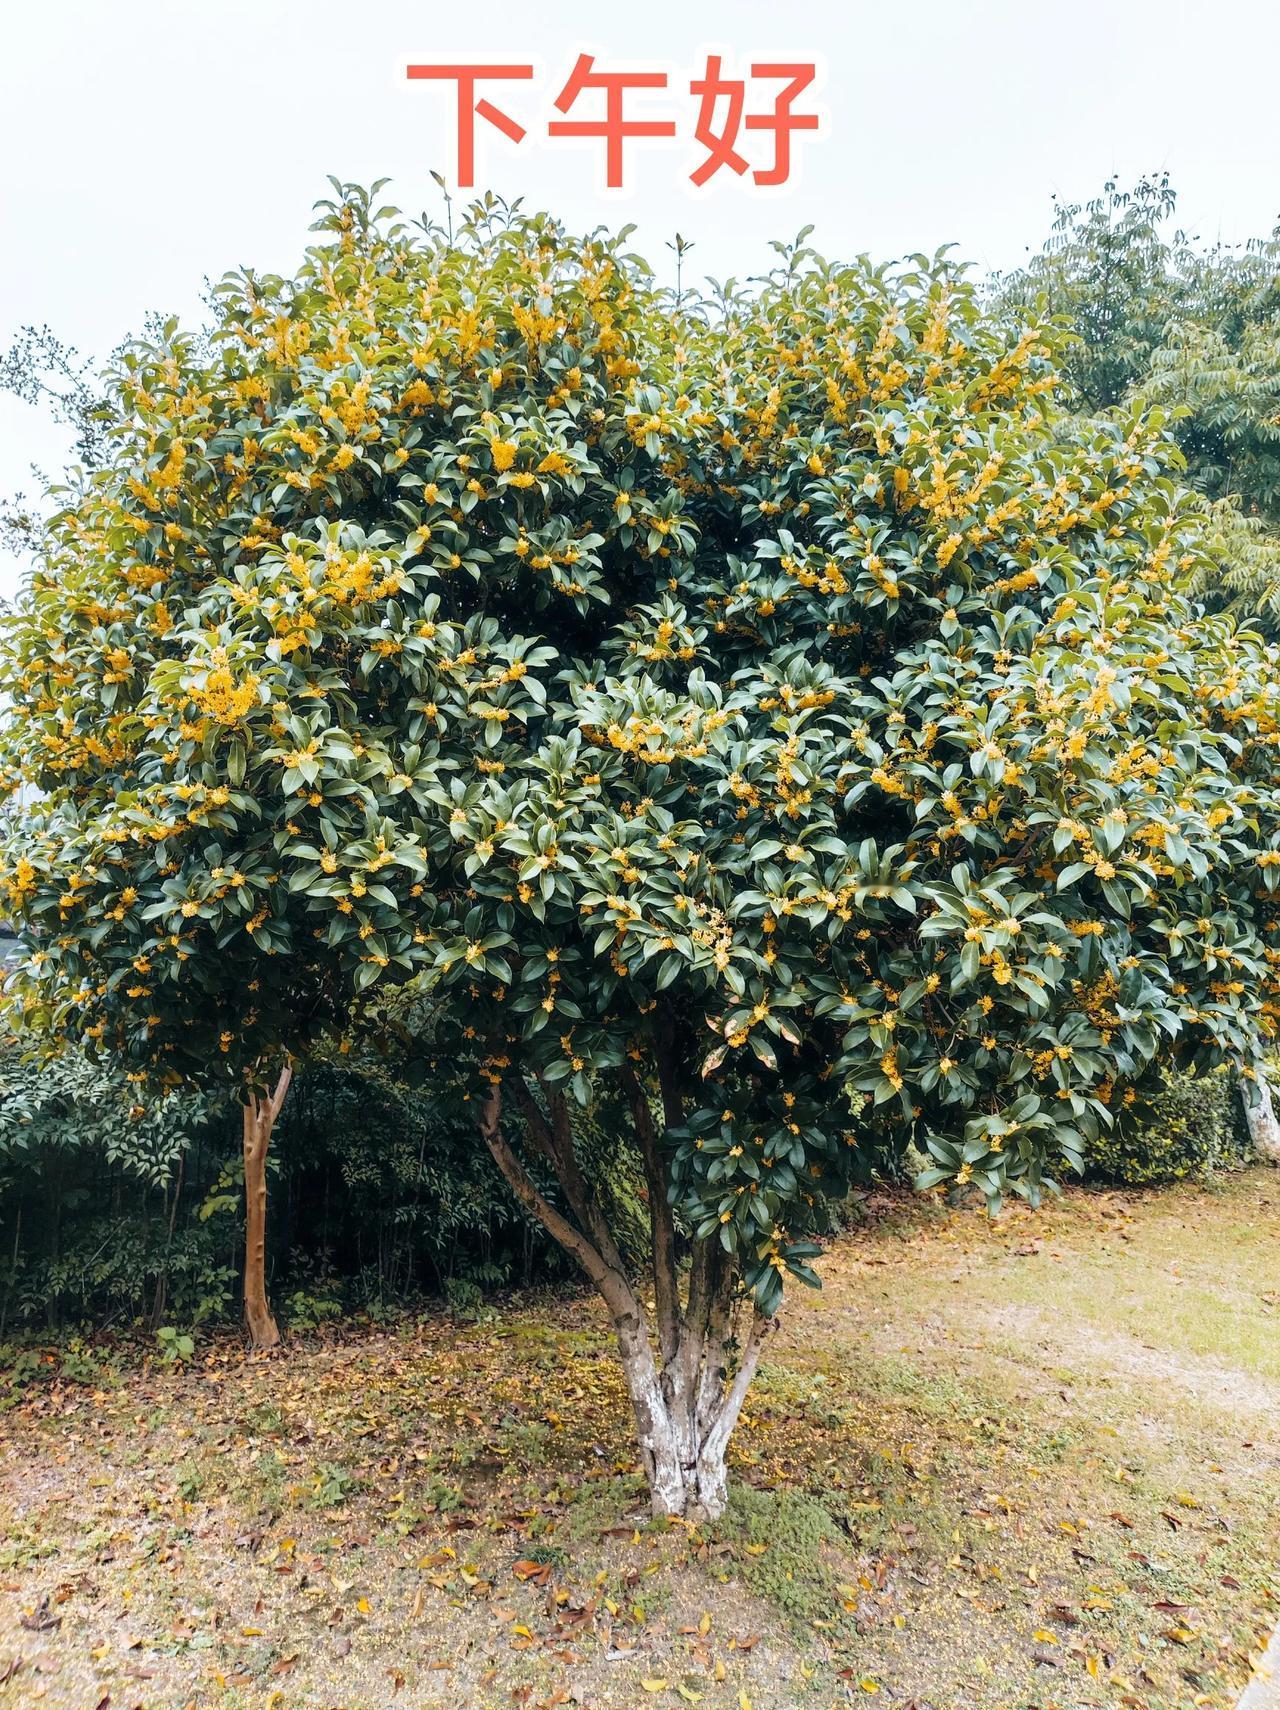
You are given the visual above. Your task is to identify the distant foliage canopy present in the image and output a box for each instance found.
[996,174,1280,626]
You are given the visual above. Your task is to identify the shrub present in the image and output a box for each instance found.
[1089,1069,1250,1185]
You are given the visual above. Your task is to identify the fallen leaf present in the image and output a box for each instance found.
[19,1601,61,1634]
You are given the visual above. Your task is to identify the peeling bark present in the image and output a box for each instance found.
[1241,1062,1280,1163]
[242,1064,291,1350]
[477,1078,774,1519]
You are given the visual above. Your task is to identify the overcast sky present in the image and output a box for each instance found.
[4,0,1279,595]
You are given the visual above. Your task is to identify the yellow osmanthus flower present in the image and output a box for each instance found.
[190,659,260,725]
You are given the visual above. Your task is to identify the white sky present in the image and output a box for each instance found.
[3,0,1279,596]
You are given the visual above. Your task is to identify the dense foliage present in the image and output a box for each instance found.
[4,182,1280,1511]
[1087,1066,1250,1186]
[0,1039,225,1333]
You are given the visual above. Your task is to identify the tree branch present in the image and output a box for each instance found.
[652,1010,687,1133]
[682,1227,729,1390]
[478,1083,638,1326]
[694,1259,737,1434]
[701,1309,774,1466]
[516,1077,629,1280]
[620,1057,682,1369]
[269,1064,293,1123]
[510,1077,561,1164]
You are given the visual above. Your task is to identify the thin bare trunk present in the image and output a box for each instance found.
[242,1065,290,1350]
[0,1202,20,1341]
[477,1078,774,1520]
[148,1148,186,1332]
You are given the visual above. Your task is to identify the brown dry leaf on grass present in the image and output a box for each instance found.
[0,1173,1277,1709]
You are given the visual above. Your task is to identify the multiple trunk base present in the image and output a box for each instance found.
[234,1053,1280,1501]
[629,1390,740,1522]
[478,1077,769,1522]
[615,1293,770,1522]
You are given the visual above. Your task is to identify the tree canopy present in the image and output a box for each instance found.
[4,182,1280,1512]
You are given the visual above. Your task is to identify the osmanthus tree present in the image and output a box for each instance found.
[0,188,447,1345]
[3,185,1279,1510]
[995,175,1280,1150]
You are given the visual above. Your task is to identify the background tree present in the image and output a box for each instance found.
[3,188,1279,1514]
[0,1035,220,1333]
[995,174,1185,415]
[0,323,112,561]
[995,175,1280,631]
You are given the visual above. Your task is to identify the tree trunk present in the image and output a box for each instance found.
[611,1285,767,1521]
[1241,1062,1280,1163]
[242,1065,291,1350]
[477,1078,772,1521]
[148,1148,186,1333]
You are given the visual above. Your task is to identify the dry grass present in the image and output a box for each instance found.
[1,1170,1277,1709]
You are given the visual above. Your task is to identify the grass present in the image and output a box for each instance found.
[0,1170,1277,1708]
